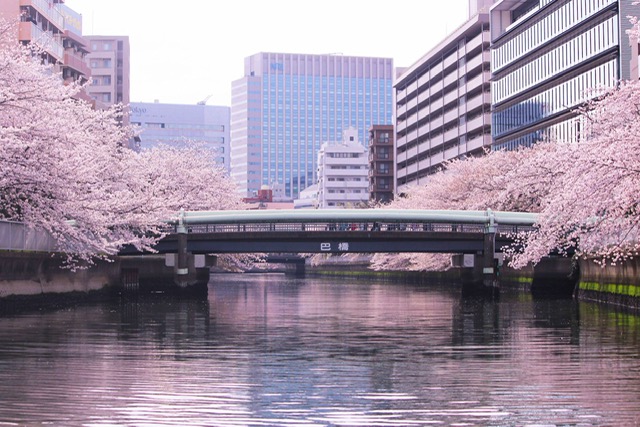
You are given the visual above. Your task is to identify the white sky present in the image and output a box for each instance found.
[63,0,470,106]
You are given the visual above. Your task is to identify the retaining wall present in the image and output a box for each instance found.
[577,258,640,310]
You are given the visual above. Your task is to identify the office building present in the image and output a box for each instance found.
[231,52,394,200]
[0,0,91,98]
[129,102,230,169]
[368,125,395,204]
[395,1,495,192]
[84,35,130,109]
[316,128,369,209]
[490,0,634,149]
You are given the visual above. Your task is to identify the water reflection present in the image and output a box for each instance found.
[0,273,638,426]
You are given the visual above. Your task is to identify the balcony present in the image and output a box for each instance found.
[326,181,368,189]
[443,71,458,88]
[443,127,458,144]
[443,108,459,126]
[445,146,461,161]
[443,90,459,107]
[465,32,485,54]
[19,22,64,60]
[443,52,458,70]
[466,112,489,133]
[20,0,65,30]
[467,133,492,151]
[405,112,418,129]
[369,152,391,161]
[429,79,444,96]
[464,70,490,93]
[64,51,91,77]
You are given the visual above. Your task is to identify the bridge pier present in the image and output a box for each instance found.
[483,230,497,289]
[176,209,189,282]
[482,210,498,290]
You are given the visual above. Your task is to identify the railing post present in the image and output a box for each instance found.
[176,208,188,278]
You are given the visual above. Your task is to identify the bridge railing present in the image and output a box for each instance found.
[173,222,534,235]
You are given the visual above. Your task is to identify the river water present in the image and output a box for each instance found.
[0,273,639,426]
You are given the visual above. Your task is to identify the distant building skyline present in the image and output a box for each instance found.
[129,102,230,169]
[230,52,394,200]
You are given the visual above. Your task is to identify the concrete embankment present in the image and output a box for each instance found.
[0,252,209,310]
[308,256,640,310]
[576,258,640,310]
[2,251,640,311]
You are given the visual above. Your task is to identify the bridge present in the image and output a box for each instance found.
[124,208,538,288]
[151,208,536,254]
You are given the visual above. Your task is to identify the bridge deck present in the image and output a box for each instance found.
[120,208,537,255]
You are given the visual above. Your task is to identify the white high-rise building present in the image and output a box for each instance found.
[316,128,369,209]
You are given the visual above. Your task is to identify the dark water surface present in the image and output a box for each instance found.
[0,273,639,426]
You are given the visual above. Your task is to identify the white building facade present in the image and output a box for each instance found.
[316,128,369,209]
[490,0,633,149]
[395,0,495,192]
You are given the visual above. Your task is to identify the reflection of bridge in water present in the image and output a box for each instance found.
[119,209,539,289]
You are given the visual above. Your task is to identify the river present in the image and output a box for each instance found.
[0,273,639,426]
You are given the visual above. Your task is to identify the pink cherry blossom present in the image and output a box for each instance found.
[0,21,242,266]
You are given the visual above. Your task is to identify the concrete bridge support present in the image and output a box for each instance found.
[483,229,497,289]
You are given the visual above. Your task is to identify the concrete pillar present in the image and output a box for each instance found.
[177,232,188,277]
[483,230,497,287]
[175,209,189,284]
[483,209,498,288]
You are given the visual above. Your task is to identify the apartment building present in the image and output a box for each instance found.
[316,128,369,209]
[230,52,394,200]
[84,35,130,108]
[0,0,91,97]
[368,125,394,204]
[490,0,634,149]
[395,1,495,192]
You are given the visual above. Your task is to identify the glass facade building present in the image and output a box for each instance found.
[490,0,635,149]
[231,53,393,200]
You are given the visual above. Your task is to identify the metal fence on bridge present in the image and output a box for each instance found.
[178,222,531,235]
[0,221,56,252]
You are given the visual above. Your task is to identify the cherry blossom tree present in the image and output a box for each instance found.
[376,78,640,271]
[0,21,242,264]
[370,145,563,271]
[509,81,640,268]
